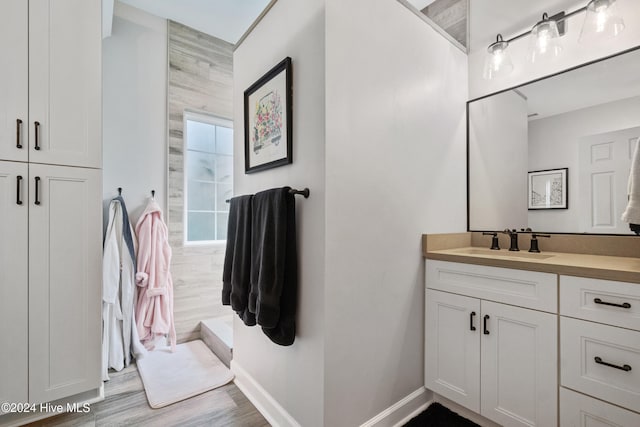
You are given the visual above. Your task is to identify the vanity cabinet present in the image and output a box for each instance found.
[559,275,640,423]
[425,261,558,427]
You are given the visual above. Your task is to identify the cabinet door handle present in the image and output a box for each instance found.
[34,121,41,150]
[483,315,490,335]
[34,176,41,205]
[16,175,23,205]
[594,298,631,309]
[470,311,476,331]
[16,119,23,149]
[594,356,632,372]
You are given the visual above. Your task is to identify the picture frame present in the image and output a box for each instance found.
[528,168,568,210]
[244,57,292,174]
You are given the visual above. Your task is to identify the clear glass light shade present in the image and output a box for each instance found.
[579,0,625,43]
[483,39,513,80]
[528,18,562,63]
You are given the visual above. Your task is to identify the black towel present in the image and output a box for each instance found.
[249,187,298,346]
[222,195,256,326]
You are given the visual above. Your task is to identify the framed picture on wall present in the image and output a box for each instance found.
[528,168,568,210]
[244,57,292,174]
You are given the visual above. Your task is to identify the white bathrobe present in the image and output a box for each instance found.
[622,141,640,224]
[102,199,146,381]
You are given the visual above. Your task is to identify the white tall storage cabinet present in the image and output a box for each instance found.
[0,0,102,416]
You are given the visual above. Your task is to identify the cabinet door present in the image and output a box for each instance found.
[425,289,481,412]
[0,161,28,410]
[29,164,102,403]
[481,301,557,427]
[0,0,28,162]
[29,0,101,168]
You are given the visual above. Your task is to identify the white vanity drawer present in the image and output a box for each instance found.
[560,388,640,427]
[426,260,557,313]
[561,317,640,412]
[560,276,640,331]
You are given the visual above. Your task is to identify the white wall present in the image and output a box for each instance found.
[469,91,529,230]
[232,0,326,425]
[528,96,640,232]
[469,1,640,99]
[325,0,468,425]
[102,2,167,226]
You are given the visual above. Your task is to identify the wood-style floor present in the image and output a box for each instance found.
[25,364,269,427]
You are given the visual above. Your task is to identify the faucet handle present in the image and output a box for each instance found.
[529,233,550,253]
[482,232,500,250]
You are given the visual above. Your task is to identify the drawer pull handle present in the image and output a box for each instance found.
[470,311,476,331]
[594,298,631,309]
[483,315,490,335]
[594,356,632,372]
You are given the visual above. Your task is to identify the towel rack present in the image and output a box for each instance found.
[226,187,310,203]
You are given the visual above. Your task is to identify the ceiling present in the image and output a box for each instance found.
[118,0,272,44]
[518,48,640,120]
[469,0,584,51]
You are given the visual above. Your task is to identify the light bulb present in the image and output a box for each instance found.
[579,0,625,43]
[528,14,562,63]
[483,34,513,80]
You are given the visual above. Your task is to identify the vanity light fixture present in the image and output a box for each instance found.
[528,13,563,63]
[579,0,625,43]
[483,34,514,80]
[482,0,627,80]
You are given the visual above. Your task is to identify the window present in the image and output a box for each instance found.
[184,112,233,244]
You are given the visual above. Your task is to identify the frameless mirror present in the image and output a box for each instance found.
[468,47,640,235]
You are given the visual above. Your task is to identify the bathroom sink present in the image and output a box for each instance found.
[453,248,555,260]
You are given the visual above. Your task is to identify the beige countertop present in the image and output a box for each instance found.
[422,232,640,283]
[426,246,640,284]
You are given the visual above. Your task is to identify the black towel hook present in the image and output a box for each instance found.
[118,187,122,196]
[151,190,155,199]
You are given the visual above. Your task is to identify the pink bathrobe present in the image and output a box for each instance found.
[134,199,177,351]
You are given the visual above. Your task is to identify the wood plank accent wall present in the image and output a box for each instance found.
[167,21,234,343]
[422,0,468,48]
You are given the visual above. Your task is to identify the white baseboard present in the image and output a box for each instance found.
[360,387,433,427]
[231,360,301,427]
[433,394,501,427]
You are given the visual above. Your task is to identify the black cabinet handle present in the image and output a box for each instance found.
[483,315,490,335]
[16,119,23,149]
[594,298,631,309]
[34,121,41,150]
[34,177,41,205]
[16,175,23,205]
[594,356,632,372]
[470,311,476,331]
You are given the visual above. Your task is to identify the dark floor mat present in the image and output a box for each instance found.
[404,402,480,427]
